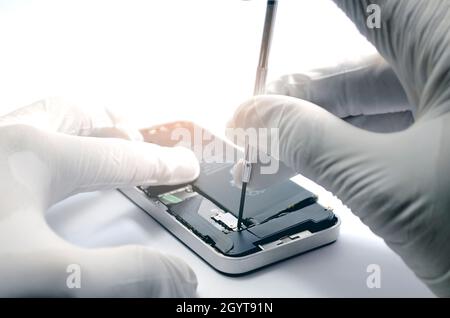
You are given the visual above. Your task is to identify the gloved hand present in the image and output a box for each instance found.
[0,97,200,297]
[228,0,450,297]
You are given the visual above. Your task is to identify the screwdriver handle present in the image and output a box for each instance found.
[254,0,278,96]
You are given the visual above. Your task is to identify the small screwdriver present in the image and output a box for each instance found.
[237,0,278,230]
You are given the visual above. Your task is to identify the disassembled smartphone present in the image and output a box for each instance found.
[120,121,340,275]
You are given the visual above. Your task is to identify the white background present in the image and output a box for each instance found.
[0,0,433,297]
[0,0,376,130]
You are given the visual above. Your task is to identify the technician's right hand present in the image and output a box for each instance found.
[228,0,450,297]
[0,98,200,297]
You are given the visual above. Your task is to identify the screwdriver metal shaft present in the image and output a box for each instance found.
[237,0,278,230]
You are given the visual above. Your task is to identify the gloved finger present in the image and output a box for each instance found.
[1,245,197,297]
[41,131,200,202]
[0,97,142,140]
[227,95,384,203]
[332,0,450,120]
[77,246,198,297]
[266,54,412,120]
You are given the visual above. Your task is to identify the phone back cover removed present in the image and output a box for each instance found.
[194,162,316,223]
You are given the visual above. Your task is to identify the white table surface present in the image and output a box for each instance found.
[46,177,434,298]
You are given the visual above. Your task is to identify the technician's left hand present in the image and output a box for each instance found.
[0,97,200,297]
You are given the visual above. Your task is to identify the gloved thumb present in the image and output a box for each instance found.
[227,95,385,204]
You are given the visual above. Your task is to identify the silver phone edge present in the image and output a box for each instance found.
[119,186,341,275]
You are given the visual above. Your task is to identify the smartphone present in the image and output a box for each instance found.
[120,121,340,274]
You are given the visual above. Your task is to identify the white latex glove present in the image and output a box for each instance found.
[228,0,450,297]
[267,54,414,133]
[0,97,200,297]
